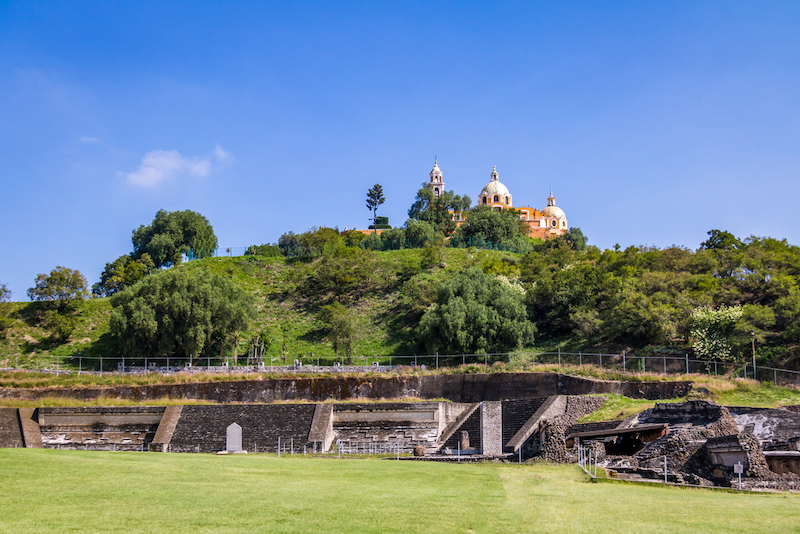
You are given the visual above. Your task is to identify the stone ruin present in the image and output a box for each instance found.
[570,400,800,490]
[3,394,800,490]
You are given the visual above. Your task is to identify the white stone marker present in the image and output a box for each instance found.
[227,423,243,452]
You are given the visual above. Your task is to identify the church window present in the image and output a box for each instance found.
[505,197,509,205]
[482,197,487,205]
[493,195,499,202]
[434,188,440,197]
[551,220,557,228]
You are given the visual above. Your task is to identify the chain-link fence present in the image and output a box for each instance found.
[5,350,800,387]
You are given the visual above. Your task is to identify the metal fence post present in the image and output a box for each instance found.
[436,352,438,369]
[558,348,561,366]
[663,354,666,374]
[622,350,626,371]
[579,352,582,366]
[685,353,689,374]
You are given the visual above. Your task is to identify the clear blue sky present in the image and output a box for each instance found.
[2,1,799,300]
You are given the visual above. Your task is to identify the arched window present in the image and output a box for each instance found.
[551,220,557,228]
[482,197,487,205]
[434,187,439,197]
[505,197,509,205]
[493,195,499,202]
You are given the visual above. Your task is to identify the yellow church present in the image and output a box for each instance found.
[429,161,569,240]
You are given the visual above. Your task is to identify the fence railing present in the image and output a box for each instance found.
[5,350,800,387]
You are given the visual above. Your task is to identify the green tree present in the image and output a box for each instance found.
[132,209,218,268]
[27,266,88,312]
[92,253,155,297]
[110,269,256,358]
[366,184,385,231]
[0,283,10,302]
[701,229,743,251]
[417,268,535,354]
[454,205,524,247]
[27,266,88,343]
[691,305,743,361]
[318,301,356,362]
[407,183,470,236]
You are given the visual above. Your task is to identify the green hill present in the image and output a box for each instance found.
[0,248,522,368]
[2,231,799,373]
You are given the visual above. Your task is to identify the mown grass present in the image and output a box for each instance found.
[0,449,797,534]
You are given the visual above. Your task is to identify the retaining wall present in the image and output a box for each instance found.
[0,408,23,448]
[169,404,317,453]
[0,373,692,403]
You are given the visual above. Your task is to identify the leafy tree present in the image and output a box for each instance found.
[27,266,88,343]
[318,301,356,362]
[454,205,525,247]
[299,227,342,255]
[701,229,743,251]
[278,231,301,256]
[132,209,217,268]
[690,305,743,361]
[92,254,155,297]
[407,183,470,236]
[110,269,256,358]
[417,268,535,354]
[0,283,10,302]
[366,184,385,230]
[27,266,88,312]
[404,219,437,247]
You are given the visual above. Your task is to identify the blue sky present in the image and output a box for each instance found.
[2,1,799,299]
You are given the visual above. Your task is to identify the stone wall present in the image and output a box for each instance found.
[0,373,693,404]
[37,406,165,451]
[333,403,443,452]
[501,398,548,446]
[0,408,23,448]
[170,404,316,453]
[442,406,481,450]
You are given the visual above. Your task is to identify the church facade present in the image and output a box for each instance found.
[429,161,568,240]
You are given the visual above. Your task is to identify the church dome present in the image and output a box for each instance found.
[541,205,565,218]
[481,181,510,197]
[541,192,565,219]
[480,166,511,198]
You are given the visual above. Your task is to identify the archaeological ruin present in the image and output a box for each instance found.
[2,372,799,491]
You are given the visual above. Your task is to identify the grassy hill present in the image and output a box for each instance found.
[0,248,522,368]
[2,239,799,373]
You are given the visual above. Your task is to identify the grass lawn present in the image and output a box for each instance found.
[1,450,798,533]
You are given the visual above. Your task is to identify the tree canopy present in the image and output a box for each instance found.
[92,253,155,297]
[110,268,256,358]
[27,266,88,311]
[407,183,470,236]
[454,206,527,247]
[417,267,535,354]
[132,209,217,268]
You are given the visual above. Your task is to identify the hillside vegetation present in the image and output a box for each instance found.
[1,228,799,373]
